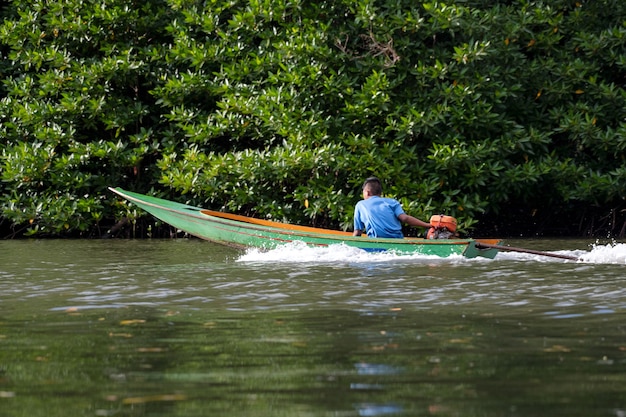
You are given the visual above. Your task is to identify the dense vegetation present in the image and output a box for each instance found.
[1,0,625,238]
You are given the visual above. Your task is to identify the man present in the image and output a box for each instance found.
[353,177,431,238]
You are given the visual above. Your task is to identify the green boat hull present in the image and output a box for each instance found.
[109,187,499,259]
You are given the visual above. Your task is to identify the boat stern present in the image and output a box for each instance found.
[463,239,501,259]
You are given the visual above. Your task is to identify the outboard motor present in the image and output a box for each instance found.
[426,214,458,239]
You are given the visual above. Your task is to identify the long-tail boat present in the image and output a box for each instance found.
[109,187,501,259]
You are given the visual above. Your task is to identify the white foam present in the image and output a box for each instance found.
[486,241,626,264]
[577,242,626,264]
[236,240,626,265]
[236,241,454,264]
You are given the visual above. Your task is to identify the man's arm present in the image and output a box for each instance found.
[398,213,431,229]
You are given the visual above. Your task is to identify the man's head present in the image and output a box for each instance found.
[362,177,382,198]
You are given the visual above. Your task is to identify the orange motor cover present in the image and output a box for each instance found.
[429,215,457,232]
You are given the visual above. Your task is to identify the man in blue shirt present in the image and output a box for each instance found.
[353,177,431,238]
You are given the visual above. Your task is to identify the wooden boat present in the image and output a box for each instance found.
[108,187,501,259]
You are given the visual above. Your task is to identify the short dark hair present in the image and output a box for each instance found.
[362,177,382,195]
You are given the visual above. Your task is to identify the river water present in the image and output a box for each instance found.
[1,238,626,417]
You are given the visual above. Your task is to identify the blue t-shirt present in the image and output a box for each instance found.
[354,196,405,238]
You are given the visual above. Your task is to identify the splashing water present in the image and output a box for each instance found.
[237,241,458,264]
[237,240,626,265]
[579,241,626,264]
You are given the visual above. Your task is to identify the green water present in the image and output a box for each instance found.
[1,239,625,416]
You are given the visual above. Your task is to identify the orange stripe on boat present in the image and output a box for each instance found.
[200,210,353,236]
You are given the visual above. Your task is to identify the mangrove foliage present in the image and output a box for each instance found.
[0,0,625,237]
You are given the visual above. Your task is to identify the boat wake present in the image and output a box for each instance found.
[237,241,626,265]
[237,241,457,264]
[477,241,626,264]
[577,242,626,264]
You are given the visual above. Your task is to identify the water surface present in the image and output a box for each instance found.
[1,239,626,417]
